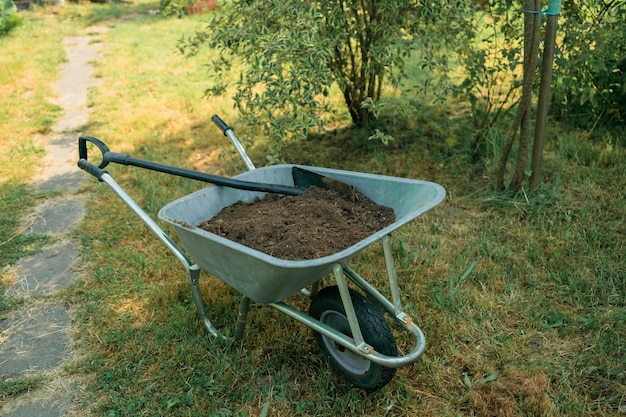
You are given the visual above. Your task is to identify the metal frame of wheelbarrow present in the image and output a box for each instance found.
[77,116,445,375]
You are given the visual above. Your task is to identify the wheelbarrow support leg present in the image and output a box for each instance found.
[187,265,221,338]
[333,264,373,354]
[234,296,251,340]
[339,235,412,325]
[382,235,409,322]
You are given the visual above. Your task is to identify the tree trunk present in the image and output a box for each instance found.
[510,0,542,190]
[496,0,542,191]
[530,3,560,189]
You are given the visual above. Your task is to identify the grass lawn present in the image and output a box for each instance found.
[1,2,624,416]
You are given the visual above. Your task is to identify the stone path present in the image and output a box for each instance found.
[0,26,108,417]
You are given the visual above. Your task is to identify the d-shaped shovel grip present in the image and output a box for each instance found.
[78,136,111,180]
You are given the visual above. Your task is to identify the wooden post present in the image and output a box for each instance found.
[530,0,561,189]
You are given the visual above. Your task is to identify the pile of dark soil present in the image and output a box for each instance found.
[199,186,395,260]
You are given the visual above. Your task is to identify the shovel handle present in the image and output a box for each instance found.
[77,135,303,195]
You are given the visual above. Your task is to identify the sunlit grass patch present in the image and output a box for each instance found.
[0,12,73,185]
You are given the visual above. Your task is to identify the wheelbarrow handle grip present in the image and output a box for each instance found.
[211,114,232,135]
[78,158,108,181]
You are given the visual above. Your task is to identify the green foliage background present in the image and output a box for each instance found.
[174,0,626,159]
[552,0,626,128]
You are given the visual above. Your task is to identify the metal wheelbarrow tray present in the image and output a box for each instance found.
[159,165,444,304]
[77,116,446,391]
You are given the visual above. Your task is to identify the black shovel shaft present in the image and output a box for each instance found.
[77,136,303,195]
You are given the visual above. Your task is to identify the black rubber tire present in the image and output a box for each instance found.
[309,286,397,391]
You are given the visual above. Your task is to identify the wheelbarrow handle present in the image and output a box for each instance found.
[211,114,232,135]
[211,114,256,171]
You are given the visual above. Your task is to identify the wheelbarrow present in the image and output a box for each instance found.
[77,116,446,391]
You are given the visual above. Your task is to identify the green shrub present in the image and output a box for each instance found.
[0,0,22,36]
[179,0,476,150]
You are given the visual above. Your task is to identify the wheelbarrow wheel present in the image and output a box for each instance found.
[309,286,397,391]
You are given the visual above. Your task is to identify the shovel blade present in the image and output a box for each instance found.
[291,166,356,197]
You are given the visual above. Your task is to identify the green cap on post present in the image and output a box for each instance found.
[545,0,561,15]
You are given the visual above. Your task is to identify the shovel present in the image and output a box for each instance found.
[77,116,352,196]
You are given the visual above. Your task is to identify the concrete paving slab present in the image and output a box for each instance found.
[25,197,85,236]
[36,171,84,193]
[3,397,69,417]
[28,133,85,190]
[45,136,77,166]
[0,374,82,417]
[10,242,81,296]
[52,36,103,133]
[49,135,75,156]
[0,304,70,378]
